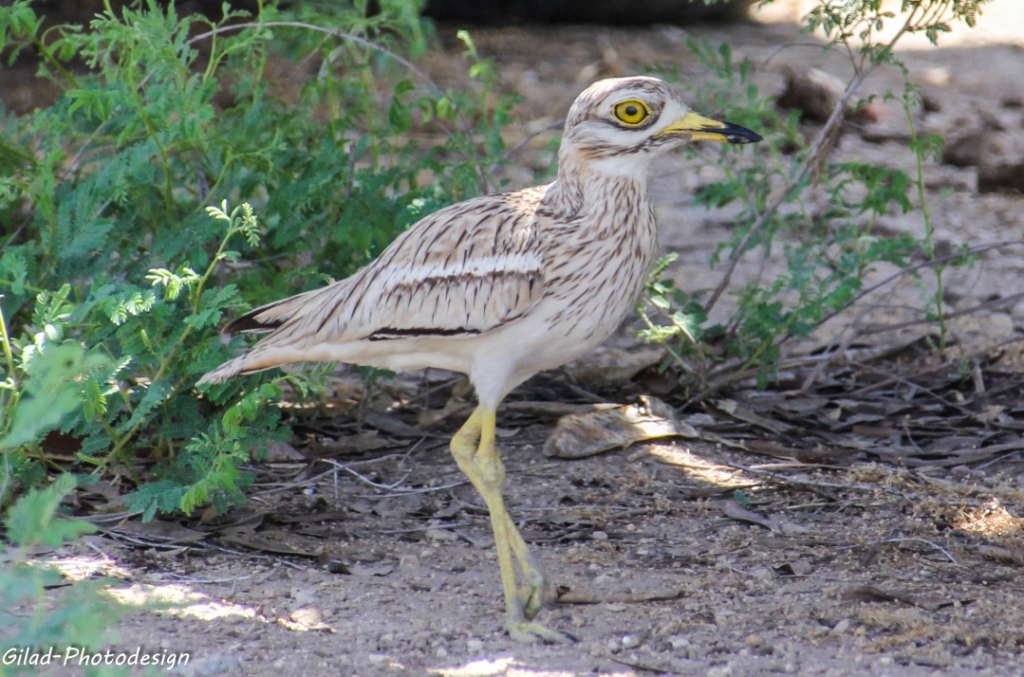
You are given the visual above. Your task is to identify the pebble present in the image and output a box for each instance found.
[435,647,448,658]
[425,528,458,542]
[592,531,609,541]
[669,635,690,650]
[467,638,484,652]
[707,664,733,677]
[951,465,971,480]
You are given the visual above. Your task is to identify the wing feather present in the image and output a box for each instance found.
[205,186,549,381]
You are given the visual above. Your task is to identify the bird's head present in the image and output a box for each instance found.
[560,76,762,176]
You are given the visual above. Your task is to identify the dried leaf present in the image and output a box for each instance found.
[842,585,963,611]
[220,528,321,557]
[564,345,666,387]
[311,431,395,457]
[977,544,1024,566]
[543,395,694,458]
[418,400,473,428]
[504,401,620,417]
[118,519,207,545]
[325,560,396,577]
[360,411,435,438]
[278,606,334,632]
[554,586,684,604]
[714,399,793,434]
[720,498,779,531]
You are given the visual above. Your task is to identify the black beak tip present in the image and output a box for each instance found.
[722,122,763,144]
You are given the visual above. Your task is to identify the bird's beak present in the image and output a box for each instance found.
[658,112,762,144]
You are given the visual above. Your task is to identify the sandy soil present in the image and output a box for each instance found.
[25,2,1024,676]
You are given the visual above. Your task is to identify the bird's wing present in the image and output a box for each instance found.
[223,187,548,347]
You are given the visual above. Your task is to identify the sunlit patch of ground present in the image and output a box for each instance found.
[42,555,133,582]
[107,582,261,622]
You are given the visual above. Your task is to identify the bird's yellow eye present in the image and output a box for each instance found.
[612,99,651,126]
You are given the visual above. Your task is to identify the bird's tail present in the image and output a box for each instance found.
[197,282,348,385]
[196,356,250,385]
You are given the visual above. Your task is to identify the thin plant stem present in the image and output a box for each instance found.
[703,7,921,315]
[903,93,946,354]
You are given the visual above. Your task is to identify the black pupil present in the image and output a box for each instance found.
[625,105,638,117]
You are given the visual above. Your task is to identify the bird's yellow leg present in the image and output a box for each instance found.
[449,407,573,643]
[450,408,546,616]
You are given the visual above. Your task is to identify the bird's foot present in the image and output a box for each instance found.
[506,620,577,644]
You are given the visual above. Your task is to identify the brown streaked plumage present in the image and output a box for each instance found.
[199,76,761,642]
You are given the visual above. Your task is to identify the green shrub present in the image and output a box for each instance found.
[0,0,993,520]
[0,0,516,516]
[640,0,989,395]
[0,474,121,676]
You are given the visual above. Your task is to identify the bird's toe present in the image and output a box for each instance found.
[506,620,577,644]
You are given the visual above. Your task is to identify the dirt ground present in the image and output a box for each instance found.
[25,1,1024,676]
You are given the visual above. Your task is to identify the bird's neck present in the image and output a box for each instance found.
[544,152,650,223]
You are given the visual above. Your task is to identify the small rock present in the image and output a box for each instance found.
[951,465,971,480]
[746,634,764,647]
[591,531,609,541]
[979,160,1024,194]
[669,657,708,672]
[264,441,304,462]
[831,618,852,635]
[921,92,942,113]
[1001,95,1023,109]
[621,634,640,649]
[669,635,690,650]
[707,664,733,677]
[434,647,448,658]
[777,67,845,122]
[919,66,951,87]
[368,654,389,665]
[467,638,484,652]
[290,587,317,606]
[425,529,458,542]
[942,131,989,167]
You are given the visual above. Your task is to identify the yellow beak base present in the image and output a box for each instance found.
[659,111,762,144]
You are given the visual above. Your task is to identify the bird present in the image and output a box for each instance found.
[198,75,761,643]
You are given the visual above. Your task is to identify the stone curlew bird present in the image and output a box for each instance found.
[199,76,761,642]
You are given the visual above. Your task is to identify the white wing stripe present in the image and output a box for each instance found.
[394,253,543,285]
